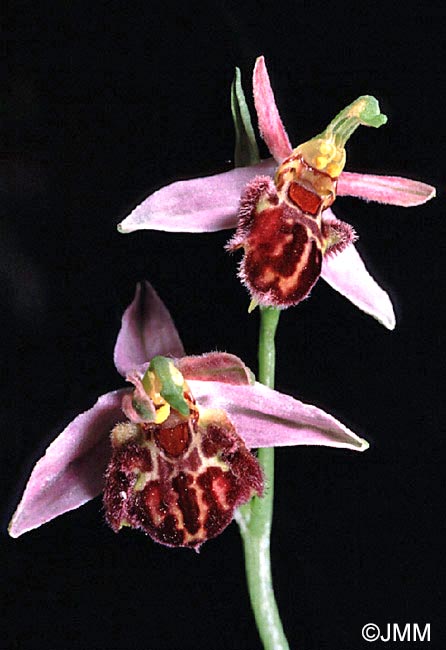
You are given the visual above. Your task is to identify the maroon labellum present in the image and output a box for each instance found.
[227,176,324,307]
[227,162,356,308]
[103,403,263,550]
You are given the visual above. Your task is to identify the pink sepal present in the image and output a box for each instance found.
[253,56,293,163]
[117,160,276,234]
[177,352,253,385]
[337,172,436,206]
[188,380,368,452]
[320,232,396,330]
[114,281,185,377]
[8,389,128,538]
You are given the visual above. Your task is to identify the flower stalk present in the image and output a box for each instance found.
[237,306,290,650]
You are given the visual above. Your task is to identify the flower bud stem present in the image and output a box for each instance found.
[237,306,290,650]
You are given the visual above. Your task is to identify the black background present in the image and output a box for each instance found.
[3,2,444,649]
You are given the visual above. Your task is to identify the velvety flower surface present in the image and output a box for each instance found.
[118,57,435,330]
[9,282,368,546]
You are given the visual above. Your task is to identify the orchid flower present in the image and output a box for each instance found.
[117,57,435,330]
[9,281,368,548]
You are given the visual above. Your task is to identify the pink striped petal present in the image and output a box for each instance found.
[253,56,293,163]
[9,389,128,538]
[177,352,253,385]
[337,171,436,206]
[321,238,396,330]
[189,380,368,452]
[114,281,185,377]
[117,160,276,234]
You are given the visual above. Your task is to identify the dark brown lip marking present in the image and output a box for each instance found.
[239,201,323,307]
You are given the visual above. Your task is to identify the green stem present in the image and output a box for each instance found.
[237,306,289,650]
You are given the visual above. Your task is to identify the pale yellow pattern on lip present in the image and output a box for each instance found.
[277,228,316,295]
[261,268,276,283]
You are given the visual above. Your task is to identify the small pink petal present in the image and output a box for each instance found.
[117,160,276,234]
[121,370,156,423]
[114,281,185,377]
[323,214,358,256]
[321,234,396,330]
[177,352,253,385]
[337,171,436,206]
[9,390,128,538]
[189,380,368,452]
[253,56,293,163]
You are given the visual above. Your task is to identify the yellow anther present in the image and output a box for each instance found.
[326,162,343,177]
[154,401,171,424]
[141,369,172,424]
[319,141,336,157]
[293,96,386,184]
[315,156,328,170]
